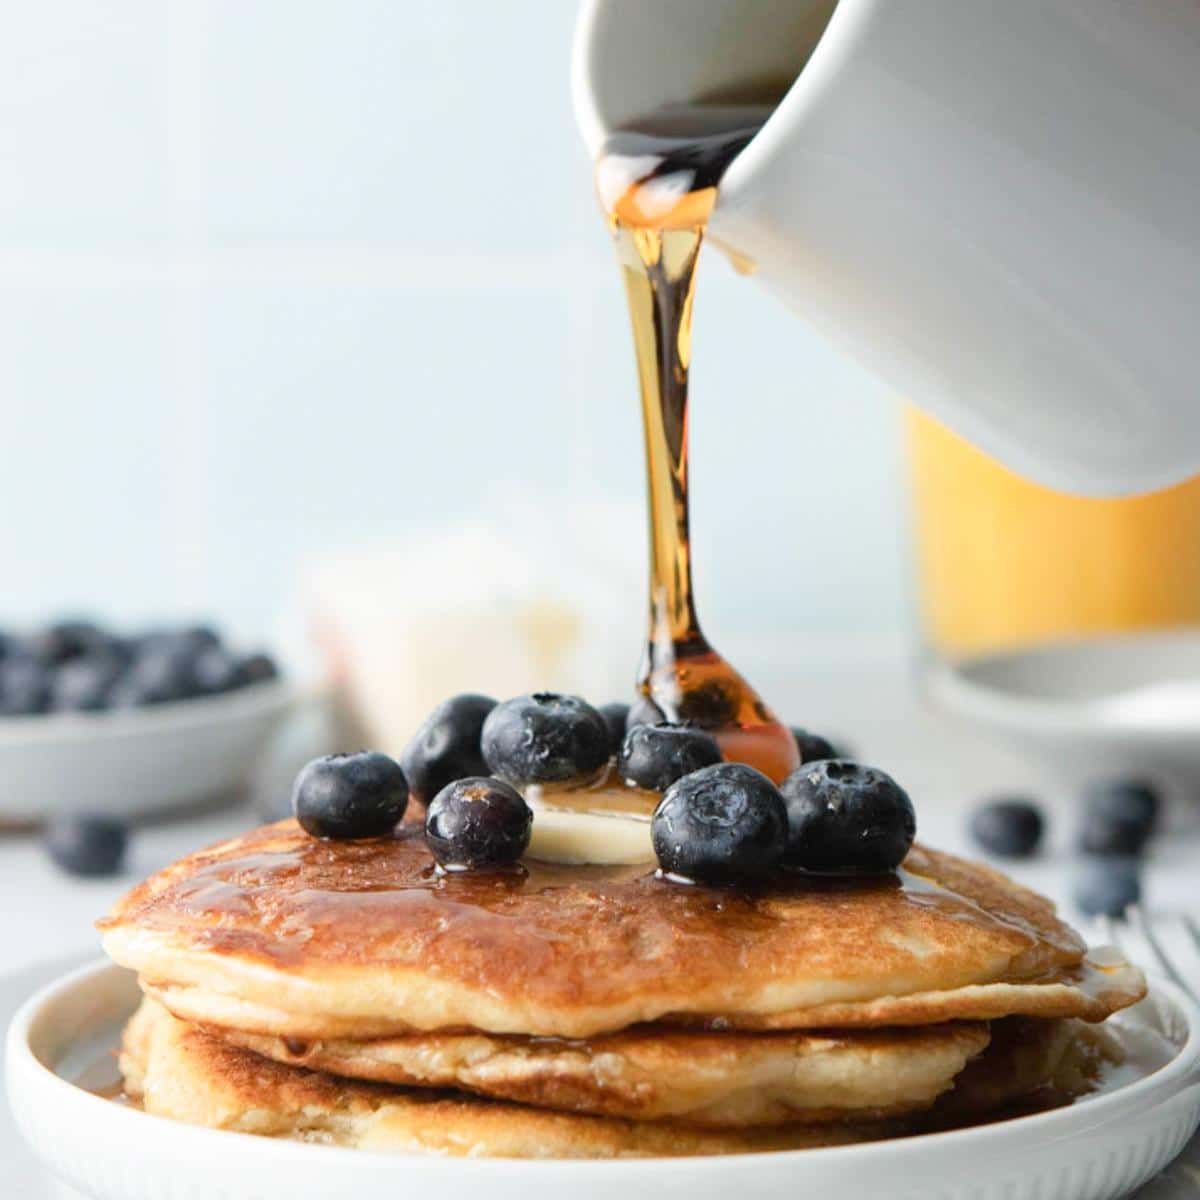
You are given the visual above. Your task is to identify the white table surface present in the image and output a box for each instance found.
[1,648,1197,1198]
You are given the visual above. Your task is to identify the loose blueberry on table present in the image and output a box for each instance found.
[969,798,1045,859]
[43,814,129,878]
[292,751,409,840]
[1074,855,1142,918]
[1078,780,1160,856]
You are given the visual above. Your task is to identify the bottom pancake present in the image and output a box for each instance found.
[209,1019,991,1127]
[120,1000,903,1158]
[936,1015,1118,1118]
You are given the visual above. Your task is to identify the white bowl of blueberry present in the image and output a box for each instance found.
[0,619,293,823]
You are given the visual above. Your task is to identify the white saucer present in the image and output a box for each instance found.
[6,960,1200,1200]
[923,630,1200,799]
[0,681,295,823]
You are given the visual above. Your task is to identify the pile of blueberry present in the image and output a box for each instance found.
[968,780,1160,917]
[0,619,279,717]
[291,691,914,884]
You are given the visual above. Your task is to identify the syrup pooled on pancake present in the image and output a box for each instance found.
[100,820,1142,1041]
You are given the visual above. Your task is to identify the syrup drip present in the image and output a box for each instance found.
[597,106,799,783]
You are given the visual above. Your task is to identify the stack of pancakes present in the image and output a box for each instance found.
[99,821,1146,1158]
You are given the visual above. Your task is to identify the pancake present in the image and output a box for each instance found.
[100,821,1144,1040]
[209,1020,991,1127]
[937,1016,1119,1117]
[121,1000,901,1158]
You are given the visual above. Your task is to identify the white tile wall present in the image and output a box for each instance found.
[0,0,909,643]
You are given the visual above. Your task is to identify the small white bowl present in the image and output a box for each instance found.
[0,681,296,822]
[923,630,1200,802]
[6,959,1200,1200]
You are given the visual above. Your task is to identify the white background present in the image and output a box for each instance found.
[0,0,907,644]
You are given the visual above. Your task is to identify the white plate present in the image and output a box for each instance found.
[5,960,1200,1200]
[0,681,296,822]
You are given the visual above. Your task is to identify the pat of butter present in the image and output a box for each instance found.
[526,806,656,866]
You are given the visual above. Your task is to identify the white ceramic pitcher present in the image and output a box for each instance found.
[573,0,1200,497]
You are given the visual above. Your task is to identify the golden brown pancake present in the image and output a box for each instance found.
[936,1016,1119,1117]
[210,1020,991,1127]
[121,1000,901,1158]
[100,821,1144,1040]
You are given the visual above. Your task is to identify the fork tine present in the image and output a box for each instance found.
[1102,914,1125,953]
[1183,913,1200,954]
[1132,905,1198,1000]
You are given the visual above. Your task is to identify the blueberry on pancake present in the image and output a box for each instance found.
[781,761,915,875]
[619,723,721,794]
[292,751,408,840]
[481,693,610,787]
[401,693,497,806]
[652,763,787,884]
[425,776,532,869]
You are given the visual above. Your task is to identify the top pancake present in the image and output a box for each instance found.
[99,821,1144,1040]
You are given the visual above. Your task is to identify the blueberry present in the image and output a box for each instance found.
[193,647,240,695]
[789,726,839,763]
[0,656,51,715]
[425,776,532,869]
[109,646,200,707]
[1078,781,1159,856]
[481,693,610,787]
[780,760,916,875]
[178,624,222,652]
[44,814,128,877]
[235,651,280,687]
[652,762,787,884]
[401,693,497,806]
[1078,811,1150,856]
[292,751,408,840]
[969,798,1045,859]
[51,654,124,712]
[1074,856,1141,918]
[124,627,215,676]
[598,702,631,756]
[29,620,109,666]
[619,722,722,793]
[626,695,665,731]
[136,625,221,655]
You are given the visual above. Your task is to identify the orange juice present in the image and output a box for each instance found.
[906,408,1200,659]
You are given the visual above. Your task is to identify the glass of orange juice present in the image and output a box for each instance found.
[906,408,1200,664]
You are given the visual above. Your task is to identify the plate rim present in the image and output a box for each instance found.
[7,957,1200,1175]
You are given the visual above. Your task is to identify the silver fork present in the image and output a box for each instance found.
[1102,906,1200,1002]
[1099,908,1200,1198]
